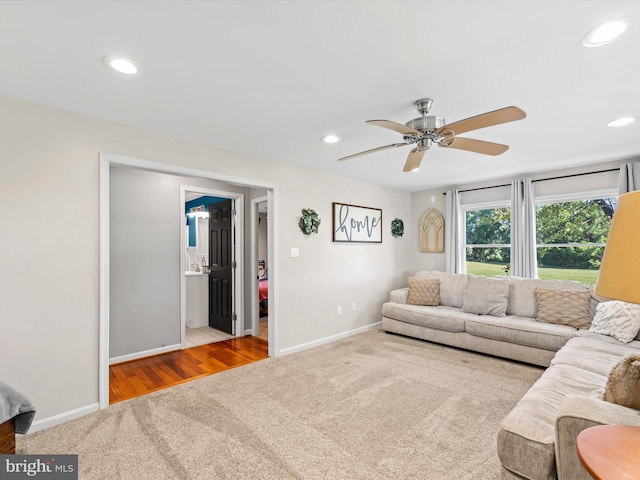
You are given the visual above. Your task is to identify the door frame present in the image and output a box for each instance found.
[180,185,244,348]
[99,152,278,409]
[250,195,268,336]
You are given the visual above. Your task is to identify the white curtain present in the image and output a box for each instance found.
[445,189,465,273]
[510,179,538,278]
[618,162,640,193]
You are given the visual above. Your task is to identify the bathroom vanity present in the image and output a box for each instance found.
[185,272,209,328]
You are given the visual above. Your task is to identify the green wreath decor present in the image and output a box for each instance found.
[391,218,404,238]
[299,208,321,235]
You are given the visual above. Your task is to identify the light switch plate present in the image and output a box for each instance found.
[291,247,300,257]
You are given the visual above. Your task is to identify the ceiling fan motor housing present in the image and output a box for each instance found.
[405,115,446,136]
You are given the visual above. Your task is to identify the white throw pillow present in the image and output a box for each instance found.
[589,301,640,343]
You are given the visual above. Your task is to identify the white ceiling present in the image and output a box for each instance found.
[1,1,639,192]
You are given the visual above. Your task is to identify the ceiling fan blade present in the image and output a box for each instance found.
[439,137,509,156]
[436,106,526,136]
[367,119,423,137]
[403,148,426,172]
[339,143,407,161]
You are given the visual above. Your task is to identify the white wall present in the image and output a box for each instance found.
[408,159,634,272]
[0,96,412,423]
[410,188,448,272]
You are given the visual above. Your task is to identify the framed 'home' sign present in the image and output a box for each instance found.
[332,202,382,243]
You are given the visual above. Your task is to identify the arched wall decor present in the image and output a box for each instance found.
[420,208,445,252]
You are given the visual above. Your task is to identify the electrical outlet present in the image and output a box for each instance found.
[352,302,356,311]
[337,306,342,315]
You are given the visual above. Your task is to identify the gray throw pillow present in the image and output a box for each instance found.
[461,275,509,316]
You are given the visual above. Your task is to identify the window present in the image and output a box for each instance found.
[535,192,617,284]
[464,205,511,277]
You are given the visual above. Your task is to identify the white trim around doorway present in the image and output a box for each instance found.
[99,153,279,410]
[250,195,268,337]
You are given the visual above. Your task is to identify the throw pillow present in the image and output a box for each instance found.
[406,277,440,306]
[603,353,640,410]
[461,275,508,316]
[589,300,640,343]
[534,288,591,329]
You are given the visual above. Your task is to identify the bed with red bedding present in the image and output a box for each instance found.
[258,279,268,316]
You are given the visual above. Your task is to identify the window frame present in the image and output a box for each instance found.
[462,199,512,275]
[533,188,617,276]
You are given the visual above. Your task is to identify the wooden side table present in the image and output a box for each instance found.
[576,425,640,480]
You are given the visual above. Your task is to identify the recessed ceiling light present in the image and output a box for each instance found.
[607,117,635,128]
[321,134,341,143]
[582,19,629,47]
[102,56,144,75]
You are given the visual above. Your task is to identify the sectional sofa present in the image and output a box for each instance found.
[381,271,640,480]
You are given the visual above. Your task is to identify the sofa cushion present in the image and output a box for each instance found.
[389,288,408,304]
[406,277,440,306]
[534,288,591,329]
[461,275,508,316]
[551,333,640,377]
[589,300,640,343]
[381,303,467,332]
[414,271,467,308]
[504,276,590,318]
[464,315,575,351]
[497,364,606,480]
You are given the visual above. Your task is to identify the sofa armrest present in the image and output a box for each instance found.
[555,394,640,480]
[389,288,409,304]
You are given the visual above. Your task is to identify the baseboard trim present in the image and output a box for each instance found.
[27,403,100,434]
[109,343,181,365]
[278,322,381,356]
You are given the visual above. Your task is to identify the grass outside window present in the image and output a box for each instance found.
[466,261,599,285]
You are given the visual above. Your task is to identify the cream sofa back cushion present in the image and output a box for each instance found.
[505,276,590,318]
[414,271,467,308]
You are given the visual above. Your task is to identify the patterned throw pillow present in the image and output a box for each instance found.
[589,300,640,343]
[407,277,440,306]
[534,288,591,329]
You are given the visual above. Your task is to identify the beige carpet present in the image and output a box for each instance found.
[18,329,542,479]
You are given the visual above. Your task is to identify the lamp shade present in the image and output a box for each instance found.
[594,190,640,303]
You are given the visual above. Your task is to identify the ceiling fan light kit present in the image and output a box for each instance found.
[339,98,526,172]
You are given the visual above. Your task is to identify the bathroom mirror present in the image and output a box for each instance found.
[196,216,209,255]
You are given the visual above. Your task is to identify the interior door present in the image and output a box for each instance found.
[208,199,234,334]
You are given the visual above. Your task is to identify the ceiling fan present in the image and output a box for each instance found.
[339,98,526,172]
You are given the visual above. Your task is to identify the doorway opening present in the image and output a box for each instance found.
[253,196,269,342]
[100,153,278,409]
[181,186,242,349]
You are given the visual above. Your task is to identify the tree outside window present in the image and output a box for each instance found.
[535,198,616,284]
[465,207,511,277]
[464,196,616,282]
